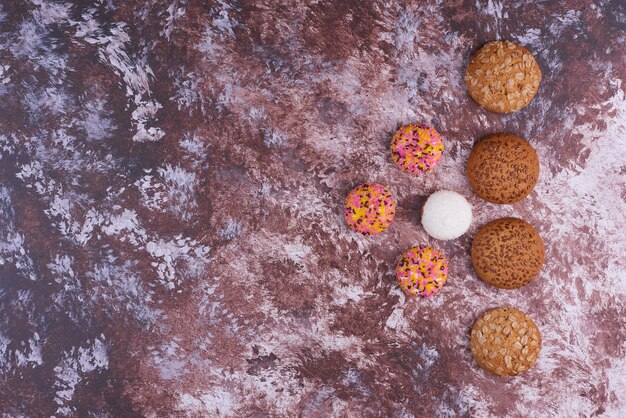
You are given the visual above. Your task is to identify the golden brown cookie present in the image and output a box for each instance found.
[471,218,544,289]
[465,41,541,113]
[470,307,541,377]
[467,133,539,204]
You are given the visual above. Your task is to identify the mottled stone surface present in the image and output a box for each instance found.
[0,1,625,416]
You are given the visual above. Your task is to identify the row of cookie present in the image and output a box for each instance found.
[465,40,544,377]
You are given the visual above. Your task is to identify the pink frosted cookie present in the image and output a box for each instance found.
[396,246,448,297]
[344,183,396,235]
[390,123,444,174]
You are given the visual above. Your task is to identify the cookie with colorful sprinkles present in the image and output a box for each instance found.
[390,123,444,174]
[396,246,448,297]
[344,183,396,235]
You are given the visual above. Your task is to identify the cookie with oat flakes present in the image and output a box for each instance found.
[470,307,541,377]
[465,40,541,113]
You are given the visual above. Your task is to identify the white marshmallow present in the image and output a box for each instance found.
[421,190,472,240]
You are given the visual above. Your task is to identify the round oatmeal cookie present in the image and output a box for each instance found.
[396,246,448,297]
[465,40,541,113]
[467,133,539,204]
[470,307,542,377]
[471,218,544,289]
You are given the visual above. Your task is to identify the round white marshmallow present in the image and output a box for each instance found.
[421,190,472,240]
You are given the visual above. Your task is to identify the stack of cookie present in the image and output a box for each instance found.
[342,40,545,378]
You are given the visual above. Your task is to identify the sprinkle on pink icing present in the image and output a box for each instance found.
[344,183,396,235]
[390,123,444,175]
[396,246,448,297]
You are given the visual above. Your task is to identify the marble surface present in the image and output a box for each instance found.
[0,1,625,416]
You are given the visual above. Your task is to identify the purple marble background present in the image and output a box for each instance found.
[0,0,625,416]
